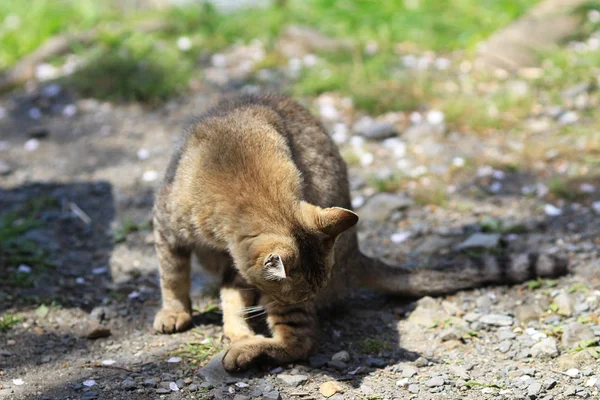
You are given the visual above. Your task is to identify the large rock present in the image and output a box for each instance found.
[359,193,413,222]
[562,322,595,349]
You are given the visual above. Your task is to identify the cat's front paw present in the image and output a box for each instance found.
[222,336,267,372]
[153,309,192,333]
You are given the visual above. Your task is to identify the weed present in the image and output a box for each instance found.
[0,313,20,331]
[175,337,223,366]
[360,337,389,354]
[114,217,151,243]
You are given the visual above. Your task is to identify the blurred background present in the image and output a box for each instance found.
[1,1,600,399]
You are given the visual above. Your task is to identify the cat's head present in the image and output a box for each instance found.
[240,202,358,304]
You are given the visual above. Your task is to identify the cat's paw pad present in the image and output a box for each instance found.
[222,337,266,372]
[153,309,192,333]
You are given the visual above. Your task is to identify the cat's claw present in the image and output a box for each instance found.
[222,336,267,372]
[153,309,192,333]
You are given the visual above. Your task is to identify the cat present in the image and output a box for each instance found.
[152,94,568,371]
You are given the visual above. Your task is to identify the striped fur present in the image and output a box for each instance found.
[152,94,569,371]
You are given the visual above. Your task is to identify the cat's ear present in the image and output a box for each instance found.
[264,253,286,280]
[316,207,359,238]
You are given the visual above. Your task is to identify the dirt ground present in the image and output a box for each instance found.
[1,75,600,400]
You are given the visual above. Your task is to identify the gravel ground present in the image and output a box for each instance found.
[1,30,600,400]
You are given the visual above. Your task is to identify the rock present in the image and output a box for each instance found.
[414,357,429,367]
[188,384,198,392]
[81,392,98,400]
[528,381,542,398]
[562,322,595,349]
[121,378,137,390]
[0,160,12,176]
[416,236,456,254]
[360,384,374,396]
[555,292,575,316]
[408,297,450,327]
[439,328,462,341]
[448,365,470,380]
[498,341,512,353]
[480,314,513,327]
[319,381,344,398]
[515,304,541,324]
[277,374,308,387]
[441,301,460,316]
[359,193,413,222]
[85,327,111,340]
[327,360,347,370]
[365,357,386,367]
[353,117,397,140]
[263,391,281,400]
[426,377,444,387]
[155,388,170,394]
[233,395,249,400]
[455,233,501,250]
[544,378,557,390]
[463,312,482,323]
[408,384,420,394]
[499,330,517,340]
[308,355,329,368]
[564,386,577,396]
[331,350,350,363]
[476,295,493,312]
[566,369,581,378]
[531,338,559,359]
[198,351,248,385]
[402,366,419,378]
[143,378,158,388]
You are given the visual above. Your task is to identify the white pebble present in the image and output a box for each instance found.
[586,377,598,387]
[489,182,502,193]
[128,291,140,299]
[35,63,58,81]
[211,53,227,67]
[167,357,181,363]
[558,111,579,125]
[351,196,365,209]
[76,277,85,284]
[62,104,77,117]
[566,368,580,378]
[200,338,211,345]
[382,138,406,158]
[492,170,505,180]
[177,36,192,51]
[82,379,96,387]
[396,378,409,387]
[319,104,339,120]
[409,111,422,124]
[390,231,411,244]
[359,152,374,166]
[137,148,150,160]
[426,110,444,125]
[477,165,494,177]
[544,204,562,217]
[434,57,450,70]
[142,170,158,182]
[236,382,249,388]
[41,84,61,98]
[331,123,348,144]
[102,359,116,365]
[592,201,600,215]
[452,157,465,167]
[580,183,595,193]
[302,54,318,67]
[17,264,31,273]
[13,378,24,386]
[350,135,365,149]
[24,138,40,151]
[169,381,179,391]
[92,266,108,275]
[28,108,42,120]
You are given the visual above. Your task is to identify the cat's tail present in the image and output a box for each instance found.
[352,250,569,297]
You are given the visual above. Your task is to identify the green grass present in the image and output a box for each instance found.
[175,337,223,366]
[113,216,152,243]
[359,337,389,354]
[0,313,20,331]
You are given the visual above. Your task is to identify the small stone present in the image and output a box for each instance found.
[564,386,577,396]
[439,327,462,341]
[155,388,170,394]
[562,322,595,348]
[396,378,409,387]
[531,338,559,359]
[448,364,469,380]
[516,305,541,324]
[455,233,500,250]
[360,384,374,396]
[365,357,386,367]
[499,330,517,340]
[264,391,281,400]
[327,360,347,370]
[175,379,185,389]
[143,378,158,388]
[544,378,557,390]
[408,383,420,393]
[498,341,512,353]
[426,376,444,387]
[480,314,513,326]
[414,357,429,367]
[544,204,562,217]
[188,384,198,392]
[331,350,350,363]
[441,301,460,316]
[319,381,343,397]
[566,369,581,378]
[359,193,413,222]
[555,292,575,316]
[354,117,397,140]
[402,366,419,378]
[81,392,98,400]
[528,381,542,398]
[463,312,481,322]
[277,374,308,387]
[308,355,329,368]
[121,378,137,390]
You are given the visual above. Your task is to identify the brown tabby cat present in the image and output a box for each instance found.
[152,94,568,371]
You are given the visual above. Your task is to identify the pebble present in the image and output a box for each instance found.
[544,378,557,390]
[121,378,137,390]
[277,374,308,387]
[188,384,198,392]
[82,380,96,387]
[426,376,444,387]
[327,360,347,370]
[554,292,574,316]
[24,138,40,152]
[155,388,170,394]
[528,381,542,397]
[81,392,98,400]
[515,304,541,324]
[353,117,397,140]
[562,322,595,348]
[498,340,512,353]
[414,357,429,367]
[439,327,462,341]
[359,193,413,222]
[480,314,513,326]
[319,381,343,398]
[331,350,350,363]
[408,383,420,393]
[402,366,419,378]
[566,369,581,378]
[531,338,559,359]
[455,233,500,250]
[143,378,158,388]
